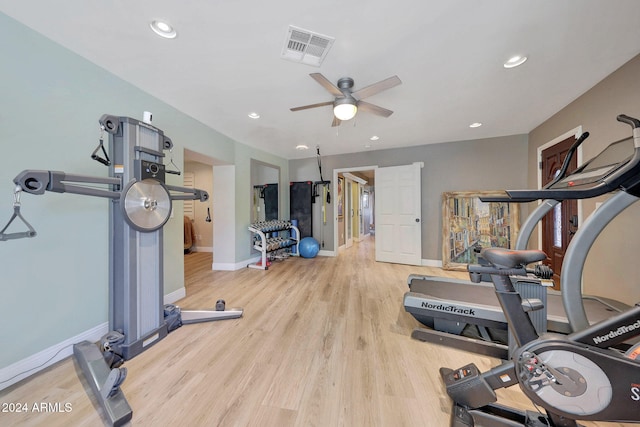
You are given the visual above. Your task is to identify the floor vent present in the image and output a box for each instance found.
[281,25,334,67]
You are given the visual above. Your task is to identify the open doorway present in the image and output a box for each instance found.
[333,167,376,253]
[183,148,230,272]
[184,159,213,253]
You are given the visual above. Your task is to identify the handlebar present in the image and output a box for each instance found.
[546,131,589,188]
[468,262,552,283]
[617,114,640,129]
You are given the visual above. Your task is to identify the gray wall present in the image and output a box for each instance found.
[528,54,640,303]
[290,134,529,260]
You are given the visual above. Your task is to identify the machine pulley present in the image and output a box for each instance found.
[121,179,172,232]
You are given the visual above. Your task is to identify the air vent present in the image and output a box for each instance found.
[281,25,334,67]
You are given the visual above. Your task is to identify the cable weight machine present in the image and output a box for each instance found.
[3,114,243,426]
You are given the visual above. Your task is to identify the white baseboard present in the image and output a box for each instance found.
[213,256,261,271]
[318,249,335,257]
[214,250,336,271]
[164,287,186,304]
[0,322,109,391]
[421,259,442,267]
[0,286,188,392]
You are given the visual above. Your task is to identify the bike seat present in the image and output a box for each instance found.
[481,248,546,268]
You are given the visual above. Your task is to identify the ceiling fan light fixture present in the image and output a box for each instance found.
[333,98,357,121]
[504,55,527,68]
[150,20,177,39]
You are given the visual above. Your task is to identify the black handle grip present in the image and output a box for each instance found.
[617,114,640,129]
[165,169,181,175]
[91,155,110,166]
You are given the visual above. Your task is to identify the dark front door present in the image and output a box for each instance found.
[541,136,579,291]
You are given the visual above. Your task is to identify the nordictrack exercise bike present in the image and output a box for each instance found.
[440,114,640,426]
[441,248,640,426]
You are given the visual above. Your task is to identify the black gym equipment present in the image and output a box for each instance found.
[313,146,331,248]
[262,183,279,221]
[290,181,313,238]
[3,115,243,426]
[404,123,637,359]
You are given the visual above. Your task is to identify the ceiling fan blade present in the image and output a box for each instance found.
[310,73,344,97]
[332,116,342,127]
[357,101,394,118]
[290,101,334,112]
[351,75,402,100]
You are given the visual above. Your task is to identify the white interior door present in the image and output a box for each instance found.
[375,163,422,265]
[345,178,353,248]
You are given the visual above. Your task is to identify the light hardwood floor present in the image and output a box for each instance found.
[0,237,634,426]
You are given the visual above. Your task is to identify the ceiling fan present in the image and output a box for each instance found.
[290,73,402,127]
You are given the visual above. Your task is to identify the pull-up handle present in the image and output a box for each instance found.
[0,186,37,241]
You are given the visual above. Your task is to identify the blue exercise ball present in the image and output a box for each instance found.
[298,237,320,258]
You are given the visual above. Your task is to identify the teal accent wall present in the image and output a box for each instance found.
[0,13,287,368]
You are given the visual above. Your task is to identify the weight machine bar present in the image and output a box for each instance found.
[165,184,209,202]
[14,170,121,199]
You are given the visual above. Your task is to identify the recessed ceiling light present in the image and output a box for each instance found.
[248,112,260,119]
[150,20,177,39]
[370,135,380,141]
[296,144,309,150]
[469,122,482,128]
[504,55,527,68]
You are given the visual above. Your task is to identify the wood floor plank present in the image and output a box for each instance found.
[0,237,634,426]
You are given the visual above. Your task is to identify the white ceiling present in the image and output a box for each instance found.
[2,1,640,160]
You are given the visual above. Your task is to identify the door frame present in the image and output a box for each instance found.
[535,126,584,250]
[344,172,367,246]
[345,177,353,249]
[333,166,377,253]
